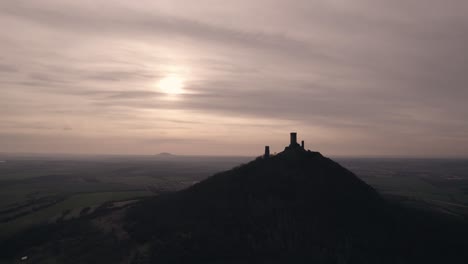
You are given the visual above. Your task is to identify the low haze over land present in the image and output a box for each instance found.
[1,0,467,156]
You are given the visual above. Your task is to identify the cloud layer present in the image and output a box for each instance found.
[1,0,467,156]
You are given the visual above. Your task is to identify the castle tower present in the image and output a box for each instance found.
[264,146,270,158]
[290,132,297,146]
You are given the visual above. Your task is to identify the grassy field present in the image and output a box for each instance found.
[0,190,152,240]
[0,155,250,242]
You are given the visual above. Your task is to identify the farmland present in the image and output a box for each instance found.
[1,154,467,242]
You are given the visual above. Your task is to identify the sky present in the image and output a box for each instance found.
[1,0,467,157]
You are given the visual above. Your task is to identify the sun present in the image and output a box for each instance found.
[157,75,184,95]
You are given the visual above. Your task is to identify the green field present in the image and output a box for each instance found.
[0,191,152,240]
[0,155,250,242]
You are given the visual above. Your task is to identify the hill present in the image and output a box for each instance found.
[126,134,395,263]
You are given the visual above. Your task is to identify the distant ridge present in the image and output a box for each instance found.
[155,152,174,157]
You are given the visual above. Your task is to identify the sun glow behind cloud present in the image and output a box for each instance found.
[1,1,468,156]
[157,75,185,95]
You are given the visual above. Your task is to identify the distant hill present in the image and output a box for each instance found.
[155,152,174,157]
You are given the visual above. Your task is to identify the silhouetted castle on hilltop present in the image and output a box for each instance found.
[127,130,395,263]
[264,132,306,158]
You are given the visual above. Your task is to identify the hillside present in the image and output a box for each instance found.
[126,136,395,263]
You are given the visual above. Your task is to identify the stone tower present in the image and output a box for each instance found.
[264,146,270,158]
[290,132,298,147]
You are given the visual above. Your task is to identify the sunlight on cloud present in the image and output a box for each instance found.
[157,74,185,95]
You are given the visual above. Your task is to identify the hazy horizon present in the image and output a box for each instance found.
[1,1,468,157]
[1,150,467,160]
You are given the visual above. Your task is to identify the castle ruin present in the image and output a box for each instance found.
[264,132,305,157]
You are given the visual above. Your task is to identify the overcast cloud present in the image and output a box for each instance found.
[1,0,467,156]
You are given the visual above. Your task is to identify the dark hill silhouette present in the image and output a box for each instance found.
[126,135,393,263]
[126,134,468,263]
